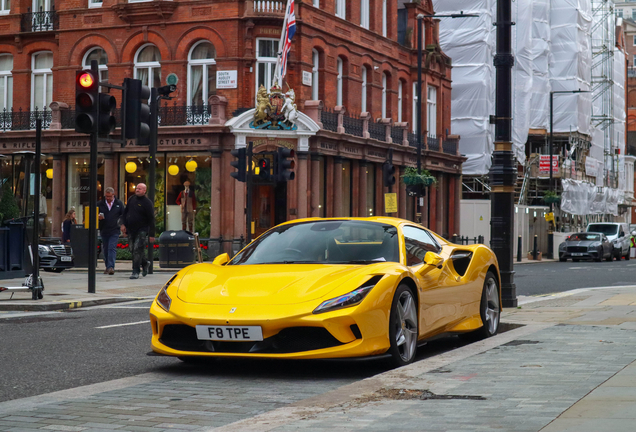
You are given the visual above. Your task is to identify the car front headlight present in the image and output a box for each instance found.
[38,245,51,253]
[589,242,601,248]
[156,275,177,312]
[313,276,383,314]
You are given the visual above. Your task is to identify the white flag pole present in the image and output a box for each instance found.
[272,0,291,89]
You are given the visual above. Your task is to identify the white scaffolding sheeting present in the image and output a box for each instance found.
[434,0,495,175]
[529,0,551,130]
[512,0,532,166]
[550,0,592,134]
[561,179,620,216]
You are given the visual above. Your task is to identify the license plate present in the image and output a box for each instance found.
[195,325,263,341]
[571,253,585,256]
[60,256,72,262]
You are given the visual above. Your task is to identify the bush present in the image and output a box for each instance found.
[0,182,20,223]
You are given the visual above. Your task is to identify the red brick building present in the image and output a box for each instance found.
[0,0,463,252]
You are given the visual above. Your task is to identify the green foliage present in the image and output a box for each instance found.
[194,167,211,238]
[543,190,558,199]
[0,182,20,223]
[401,167,437,186]
[154,173,165,236]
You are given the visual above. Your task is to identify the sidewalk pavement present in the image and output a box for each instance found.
[2,272,636,430]
[0,265,175,312]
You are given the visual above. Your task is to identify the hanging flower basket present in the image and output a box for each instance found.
[401,168,437,186]
[543,195,560,204]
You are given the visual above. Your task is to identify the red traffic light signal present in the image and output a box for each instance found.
[78,72,95,88]
[75,70,99,134]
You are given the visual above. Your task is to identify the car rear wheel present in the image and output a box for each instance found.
[477,272,500,338]
[606,252,613,262]
[625,248,630,261]
[559,257,567,262]
[388,285,418,367]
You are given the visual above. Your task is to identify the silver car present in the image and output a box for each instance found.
[559,232,613,262]
[586,223,630,260]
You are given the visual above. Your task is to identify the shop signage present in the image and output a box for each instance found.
[249,137,296,149]
[539,155,558,175]
[2,141,40,149]
[217,71,237,89]
[342,146,360,155]
[320,142,337,151]
[302,71,312,86]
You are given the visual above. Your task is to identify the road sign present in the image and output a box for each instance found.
[384,193,397,214]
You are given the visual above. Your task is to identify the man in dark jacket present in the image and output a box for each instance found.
[121,183,155,279]
[97,187,125,275]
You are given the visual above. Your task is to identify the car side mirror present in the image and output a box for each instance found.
[620,232,625,237]
[415,252,445,276]
[212,253,229,266]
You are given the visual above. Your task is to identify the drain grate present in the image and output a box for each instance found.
[502,340,541,347]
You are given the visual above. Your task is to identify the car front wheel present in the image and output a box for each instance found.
[388,285,418,367]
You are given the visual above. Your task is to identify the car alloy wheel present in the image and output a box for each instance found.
[482,275,500,336]
[388,285,418,366]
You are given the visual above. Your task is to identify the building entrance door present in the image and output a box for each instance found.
[251,182,287,237]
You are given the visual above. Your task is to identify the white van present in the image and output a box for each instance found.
[586,222,630,260]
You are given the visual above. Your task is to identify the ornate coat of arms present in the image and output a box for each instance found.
[251,84,298,130]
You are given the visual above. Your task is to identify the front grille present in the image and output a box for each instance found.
[567,246,588,253]
[160,325,344,354]
[51,245,72,256]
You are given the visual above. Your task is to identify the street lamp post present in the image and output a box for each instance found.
[547,89,588,258]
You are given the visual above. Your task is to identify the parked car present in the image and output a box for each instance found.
[39,237,75,272]
[586,223,630,260]
[558,232,613,262]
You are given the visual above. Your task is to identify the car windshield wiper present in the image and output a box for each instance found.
[333,260,385,265]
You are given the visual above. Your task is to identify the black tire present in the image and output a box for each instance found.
[626,248,630,261]
[594,248,603,262]
[559,257,567,262]
[475,271,500,339]
[573,259,580,262]
[53,268,64,273]
[387,284,419,367]
[606,252,613,262]
[42,268,54,272]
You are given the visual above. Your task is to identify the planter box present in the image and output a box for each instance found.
[543,196,560,204]
[527,251,542,261]
[403,175,435,186]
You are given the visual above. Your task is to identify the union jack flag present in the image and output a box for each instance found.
[280,0,296,79]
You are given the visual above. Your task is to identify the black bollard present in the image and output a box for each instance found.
[452,234,458,244]
[517,235,522,262]
[532,235,538,260]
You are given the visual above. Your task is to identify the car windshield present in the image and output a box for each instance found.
[570,233,600,241]
[587,224,617,235]
[229,220,400,265]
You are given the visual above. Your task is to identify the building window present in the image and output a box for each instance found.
[312,49,319,100]
[361,66,367,112]
[256,38,279,95]
[0,55,13,111]
[188,41,217,107]
[335,0,345,19]
[83,48,108,91]
[382,0,387,37]
[632,9,636,20]
[617,8,623,18]
[412,82,418,132]
[381,73,387,118]
[313,0,319,7]
[427,86,437,137]
[0,0,10,14]
[398,80,403,122]
[32,0,51,12]
[337,57,343,106]
[134,44,161,88]
[633,35,636,46]
[88,0,102,8]
[360,0,369,29]
[31,51,52,110]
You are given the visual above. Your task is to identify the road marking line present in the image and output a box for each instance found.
[95,320,149,329]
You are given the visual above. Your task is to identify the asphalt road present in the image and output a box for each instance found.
[515,258,636,296]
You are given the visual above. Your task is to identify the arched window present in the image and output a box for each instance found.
[0,54,13,111]
[381,73,387,118]
[31,51,52,110]
[361,66,367,112]
[312,49,319,100]
[188,41,217,106]
[360,0,369,29]
[83,47,108,90]
[134,44,161,88]
[336,57,343,106]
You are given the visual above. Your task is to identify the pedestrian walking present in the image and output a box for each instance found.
[97,187,125,275]
[62,209,76,243]
[175,179,196,232]
[120,183,155,279]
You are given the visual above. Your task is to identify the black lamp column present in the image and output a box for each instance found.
[490,0,517,307]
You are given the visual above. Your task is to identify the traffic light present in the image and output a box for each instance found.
[275,148,295,182]
[383,161,396,187]
[98,93,116,135]
[257,158,271,181]
[124,78,151,145]
[230,148,247,182]
[75,70,98,134]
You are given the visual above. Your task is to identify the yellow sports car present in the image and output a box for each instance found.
[150,217,501,366]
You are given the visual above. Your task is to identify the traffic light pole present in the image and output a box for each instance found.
[31,119,42,299]
[87,61,100,294]
[246,142,254,243]
[147,87,159,274]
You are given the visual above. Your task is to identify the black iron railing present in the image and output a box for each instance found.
[158,104,211,126]
[427,135,440,152]
[343,113,363,137]
[21,9,59,32]
[407,132,419,148]
[0,108,52,131]
[442,138,458,155]
[390,126,404,144]
[320,108,338,132]
[368,119,385,142]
